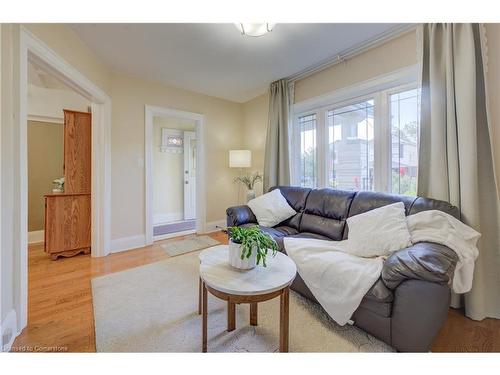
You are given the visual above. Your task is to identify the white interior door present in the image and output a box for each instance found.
[183,131,197,220]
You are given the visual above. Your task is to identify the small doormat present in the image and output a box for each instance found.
[160,235,221,257]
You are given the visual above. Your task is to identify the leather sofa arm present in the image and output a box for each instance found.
[226,205,257,227]
[381,242,458,290]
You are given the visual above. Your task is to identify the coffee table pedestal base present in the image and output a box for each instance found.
[200,282,290,353]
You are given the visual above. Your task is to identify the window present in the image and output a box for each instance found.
[292,70,420,195]
[327,100,374,191]
[390,89,419,195]
[297,114,317,187]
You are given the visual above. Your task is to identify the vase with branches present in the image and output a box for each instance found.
[233,171,262,201]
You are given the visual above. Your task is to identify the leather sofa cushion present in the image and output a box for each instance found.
[358,279,394,317]
[241,224,299,251]
[348,191,416,217]
[270,186,311,230]
[300,189,356,240]
[410,196,459,219]
[358,299,392,318]
[382,242,458,290]
[270,186,311,212]
[226,205,257,227]
[352,306,391,344]
[276,213,302,231]
[241,224,298,238]
[288,232,331,241]
[364,279,394,303]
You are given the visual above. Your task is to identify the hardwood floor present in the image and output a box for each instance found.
[12,231,500,352]
[12,231,228,352]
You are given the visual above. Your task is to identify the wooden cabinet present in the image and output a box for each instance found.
[63,110,91,194]
[44,110,92,260]
[44,193,91,260]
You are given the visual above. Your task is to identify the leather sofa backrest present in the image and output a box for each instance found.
[270,186,312,230]
[269,186,459,239]
[344,190,459,239]
[300,188,356,240]
[409,197,459,219]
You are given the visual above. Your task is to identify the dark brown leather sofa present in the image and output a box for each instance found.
[226,186,459,352]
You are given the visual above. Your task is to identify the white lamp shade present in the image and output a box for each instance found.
[229,150,252,168]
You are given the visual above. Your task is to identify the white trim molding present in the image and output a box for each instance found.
[28,230,44,244]
[110,235,146,254]
[1,309,19,352]
[27,114,64,124]
[12,26,112,336]
[144,105,206,246]
[293,64,419,114]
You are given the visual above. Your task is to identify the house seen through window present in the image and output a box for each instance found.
[293,83,419,196]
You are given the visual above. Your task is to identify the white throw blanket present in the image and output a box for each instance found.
[284,210,480,326]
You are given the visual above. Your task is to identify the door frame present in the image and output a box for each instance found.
[144,105,206,245]
[15,27,112,329]
[183,130,196,221]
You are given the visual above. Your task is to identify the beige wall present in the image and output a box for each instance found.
[294,31,417,102]
[152,116,195,223]
[241,93,269,196]
[110,71,243,239]
[485,24,500,192]
[27,121,64,231]
[18,24,245,242]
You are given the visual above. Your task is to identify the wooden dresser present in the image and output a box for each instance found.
[44,110,91,260]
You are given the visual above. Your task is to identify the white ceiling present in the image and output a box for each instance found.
[70,23,404,103]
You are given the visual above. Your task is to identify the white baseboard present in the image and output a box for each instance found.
[1,309,18,352]
[110,234,146,254]
[204,219,226,233]
[28,230,44,244]
[110,220,225,254]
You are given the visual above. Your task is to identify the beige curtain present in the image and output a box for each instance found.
[263,79,292,192]
[418,23,500,320]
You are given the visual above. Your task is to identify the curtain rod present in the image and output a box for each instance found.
[287,24,418,84]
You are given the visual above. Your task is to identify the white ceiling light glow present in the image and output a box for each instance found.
[235,23,275,37]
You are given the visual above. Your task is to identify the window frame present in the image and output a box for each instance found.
[290,65,419,193]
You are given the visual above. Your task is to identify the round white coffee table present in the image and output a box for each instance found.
[198,245,297,352]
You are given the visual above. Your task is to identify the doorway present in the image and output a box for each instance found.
[145,106,206,244]
[27,60,92,249]
[12,27,112,332]
[153,118,196,237]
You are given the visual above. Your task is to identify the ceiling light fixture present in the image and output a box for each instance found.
[234,23,275,37]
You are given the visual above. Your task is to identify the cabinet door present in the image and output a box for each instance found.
[64,110,91,193]
[45,195,91,254]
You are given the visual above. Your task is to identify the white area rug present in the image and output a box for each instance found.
[91,251,393,352]
[160,235,220,256]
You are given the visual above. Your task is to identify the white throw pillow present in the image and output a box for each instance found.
[247,189,296,227]
[345,202,411,257]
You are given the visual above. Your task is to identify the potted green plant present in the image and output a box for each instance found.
[233,172,262,202]
[227,225,278,269]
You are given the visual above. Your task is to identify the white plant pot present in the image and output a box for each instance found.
[228,239,257,270]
